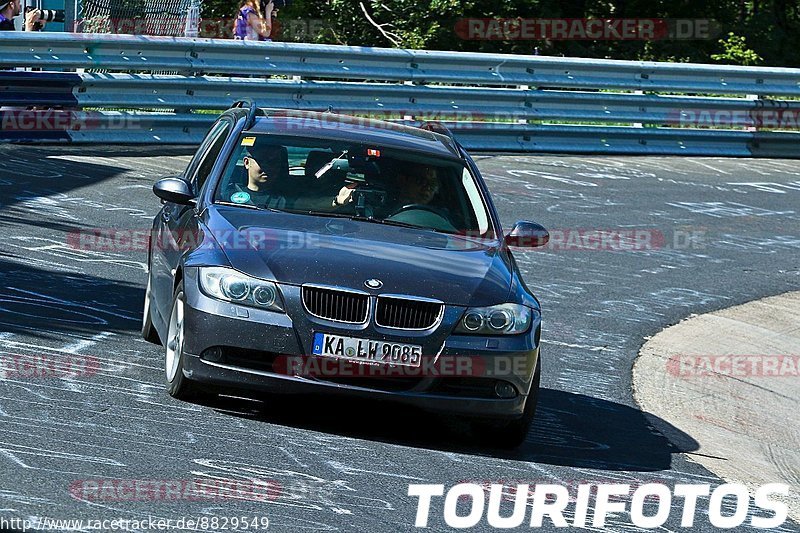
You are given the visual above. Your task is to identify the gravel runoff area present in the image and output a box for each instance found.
[634,291,800,522]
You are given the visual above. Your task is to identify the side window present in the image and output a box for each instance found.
[189,123,231,194]
[184,122,224,180]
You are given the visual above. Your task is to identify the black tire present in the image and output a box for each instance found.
[141,273,162,345]
[164,282,200,401]
[472,355,541,449]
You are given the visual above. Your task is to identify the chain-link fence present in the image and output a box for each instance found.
[77,0,194,36]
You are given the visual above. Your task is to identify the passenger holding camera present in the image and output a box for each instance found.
[0,0,50,31]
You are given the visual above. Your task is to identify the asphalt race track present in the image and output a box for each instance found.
[0,145,798,532]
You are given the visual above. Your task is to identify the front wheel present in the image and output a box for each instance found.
[165,283,200,401]
[472,355,541,449]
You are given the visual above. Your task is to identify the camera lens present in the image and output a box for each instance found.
[40,9,66,23]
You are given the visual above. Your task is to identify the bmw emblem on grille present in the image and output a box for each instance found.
[365,279,383,290]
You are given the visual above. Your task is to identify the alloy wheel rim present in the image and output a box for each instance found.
[165,294,184,382]
[142,276,152,330]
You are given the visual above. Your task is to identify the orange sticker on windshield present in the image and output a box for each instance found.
[241,137,256,147]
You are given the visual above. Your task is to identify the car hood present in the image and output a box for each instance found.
[204,206,513,307]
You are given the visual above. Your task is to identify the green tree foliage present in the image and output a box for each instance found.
[200,0,799,66]
[711,33,763,65]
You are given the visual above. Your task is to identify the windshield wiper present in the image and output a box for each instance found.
[216,201,281,212]
[283,209,357,219]
[369,218,454,234]
[357,217,421,230]
[286,209,451,233]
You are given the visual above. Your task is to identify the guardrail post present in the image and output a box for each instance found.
[64,0,78,32]
[632,90,645,128]
[745,94,759,132]
[184,0,200,38]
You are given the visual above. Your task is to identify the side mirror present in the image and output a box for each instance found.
[153,177,195,205]
[505,221,550,248]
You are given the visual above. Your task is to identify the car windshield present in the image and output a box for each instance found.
[213,133,494,237]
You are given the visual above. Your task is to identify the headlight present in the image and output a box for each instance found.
[199,266,283,312]
[455,303,535,335]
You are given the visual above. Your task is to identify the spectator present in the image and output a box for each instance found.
[233,0,272,41]
[0,0,45,31]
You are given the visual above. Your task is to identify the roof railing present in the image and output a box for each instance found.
[231,99,260,130]
[419,121,456,140]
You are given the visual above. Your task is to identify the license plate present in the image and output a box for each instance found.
[312,332,422,368]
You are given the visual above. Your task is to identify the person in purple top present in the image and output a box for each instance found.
[233,0,273,41]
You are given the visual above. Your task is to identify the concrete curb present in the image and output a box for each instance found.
[633,291,799,521]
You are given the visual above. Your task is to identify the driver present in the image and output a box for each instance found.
[332,163,439,210]
[394,165,439,206]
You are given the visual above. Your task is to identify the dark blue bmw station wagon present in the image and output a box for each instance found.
[143,104,549,447]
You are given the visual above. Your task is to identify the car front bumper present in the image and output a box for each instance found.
[179,268,541,420]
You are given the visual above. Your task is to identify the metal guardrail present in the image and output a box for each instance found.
[2,32,800,156]
[4,32,800,94]
[5,73,796,128]
[12,111,797,157]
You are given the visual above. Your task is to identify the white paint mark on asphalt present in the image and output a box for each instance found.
[667,201,795,218]
[63,332,114,354]
[726,181,800,194]
[690,159,731,175]
[734,162,772,176]
[278,446,308,469]
[192,459,396,512]
[544,340,612,352]
[325,461,427,481]
[0,442,125,466]
[576,172,631,180]
[508,169,598,187]
[5,288,138,322]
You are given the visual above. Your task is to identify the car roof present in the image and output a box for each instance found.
[243,109,462,160]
